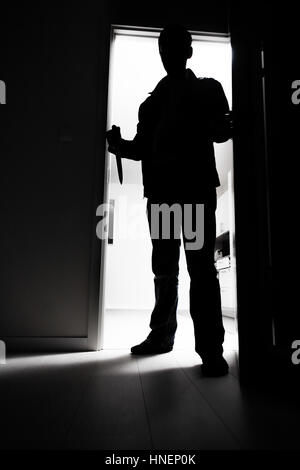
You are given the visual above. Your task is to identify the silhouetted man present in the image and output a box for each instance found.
[107,25,232,377]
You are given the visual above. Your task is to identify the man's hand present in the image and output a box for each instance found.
[106,125,122,154]
[211,111,234,143]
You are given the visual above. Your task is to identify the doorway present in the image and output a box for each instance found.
[99,27,238,353]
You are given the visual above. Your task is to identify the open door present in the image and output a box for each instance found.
[229,5,273,383]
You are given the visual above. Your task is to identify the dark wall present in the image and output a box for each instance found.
[0,5,103,337]
[0,2,229,338]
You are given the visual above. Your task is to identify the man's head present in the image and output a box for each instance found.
[159,24,193,77]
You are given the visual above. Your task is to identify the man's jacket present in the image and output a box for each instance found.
[119,69,231,200]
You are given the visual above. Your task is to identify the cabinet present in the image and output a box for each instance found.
[218,267,234,309]
[215,174,236,316]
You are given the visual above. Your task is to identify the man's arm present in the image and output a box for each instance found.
[209,79,233,143]
[106,98,151,161]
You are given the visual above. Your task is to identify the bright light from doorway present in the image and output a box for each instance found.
[102,30,237,353]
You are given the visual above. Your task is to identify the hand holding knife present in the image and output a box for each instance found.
[106,125,123,185]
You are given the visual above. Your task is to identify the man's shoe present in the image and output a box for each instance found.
[131,339,173,355]
[201,356,229,377]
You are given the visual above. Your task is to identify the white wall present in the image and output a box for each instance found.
[104,183,154,310]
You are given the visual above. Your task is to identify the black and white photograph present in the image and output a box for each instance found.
[0,0,299,460]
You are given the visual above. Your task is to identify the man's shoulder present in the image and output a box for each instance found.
[138,76,169,113]
[197,76,222,89]
[194,77,226,105]
[186,69,220,87]
[149,76,169,96]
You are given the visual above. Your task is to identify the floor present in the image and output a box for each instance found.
[1,308,300,451]
[102,309,239,351]
[0,349,299,450]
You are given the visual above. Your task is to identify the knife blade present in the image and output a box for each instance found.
[116,153,123,185]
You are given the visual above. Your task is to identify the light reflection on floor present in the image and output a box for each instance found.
[102,310,238,352]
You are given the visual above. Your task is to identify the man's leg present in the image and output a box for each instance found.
[131,200,180,354]
[146,236,180,347]
[183,194,227,374]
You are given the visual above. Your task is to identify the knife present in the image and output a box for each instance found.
[108,125,123,185]
[116,153,123,185]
